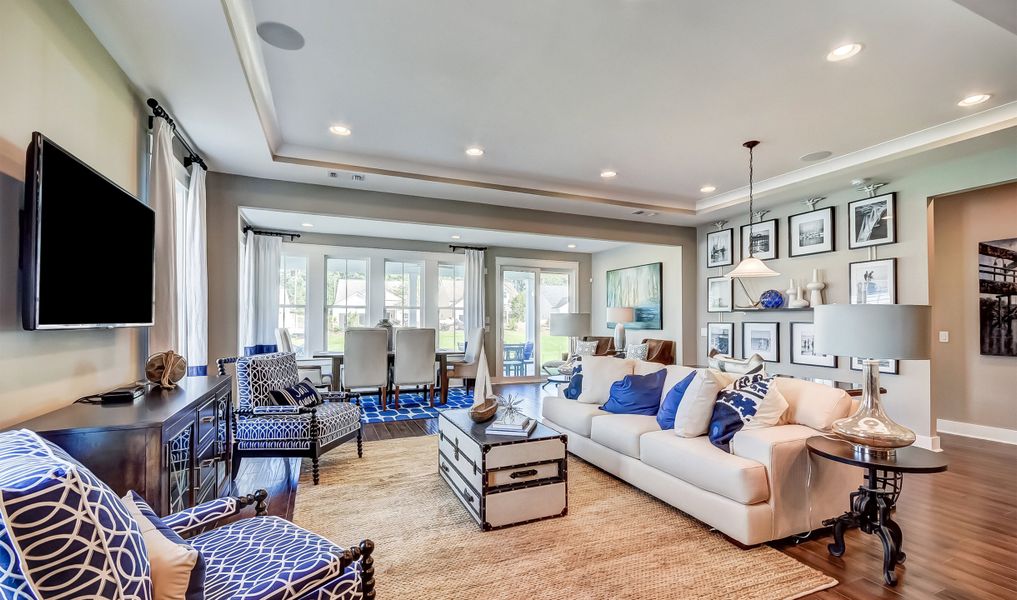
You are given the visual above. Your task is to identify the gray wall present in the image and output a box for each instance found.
[207,172,696,372]
[694,143,1017,446]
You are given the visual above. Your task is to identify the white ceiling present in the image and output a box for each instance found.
[72,0,1017,225]
[240,208,626,253]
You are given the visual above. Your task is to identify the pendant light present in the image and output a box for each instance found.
[726,141,780,279]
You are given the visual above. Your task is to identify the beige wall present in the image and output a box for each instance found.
[931,183,1017,431]
[695,144,1017,446]
[0,0,143,427]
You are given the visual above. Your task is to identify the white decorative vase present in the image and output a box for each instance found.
[807,268,826,307]
[785,279,798,306]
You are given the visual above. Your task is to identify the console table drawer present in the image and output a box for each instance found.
[487,461,562,489]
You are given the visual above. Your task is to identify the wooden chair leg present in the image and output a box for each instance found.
[379,387,387,411]
[312,456,320,485]
[357,427,363,458]
[394,386,401,409]
[428,384,435,407]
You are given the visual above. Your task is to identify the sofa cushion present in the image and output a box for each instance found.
[542,396,606,436]
[122,490,205,600]
[632,359,666,375]
[672,369,727,438]
[601,369,668,416]
[578,356,634,404]
[639,430,770,505]
[590,414,661,458]
[773,377,852,431]
[709,373,788,452]
[657,370,697,430]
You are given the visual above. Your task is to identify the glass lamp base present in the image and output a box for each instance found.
[831,359,916,454]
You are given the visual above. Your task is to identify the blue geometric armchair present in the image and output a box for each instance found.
[218,352,363,484]
[0,428,376,600]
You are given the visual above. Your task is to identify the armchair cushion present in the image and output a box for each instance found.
[269,378,322,407]
[236,352,301,412]
[122,490,205,600]
[163,497,240,536]
[236,402,361,450]
[189,516,361,600]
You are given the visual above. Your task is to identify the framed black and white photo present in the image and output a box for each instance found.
[790,322,837,368]
[849,258,897,305]
[741,219,778,261]
[850,357,898,375]
[788,207,835,257]
[848,193,896,249]
[706,228,734,268]
[707,276,733,313]
[742,321,779,362]
[707,322,735,356]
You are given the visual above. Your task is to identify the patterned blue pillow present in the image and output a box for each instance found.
[269,378,321,407]
[123,491,205,600]
[601,369,668,416]
[708,372,779,452]
[563,366,583,400]
[656,371,696,430]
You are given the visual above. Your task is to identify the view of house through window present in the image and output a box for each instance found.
[326,258,368,351]
[438,263,465,350]
[279,255,308,355]
[384,261,423,328]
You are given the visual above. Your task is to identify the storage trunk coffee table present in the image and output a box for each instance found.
[438,408,568,530]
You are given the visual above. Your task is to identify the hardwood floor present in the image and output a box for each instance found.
[233,383,1017,599]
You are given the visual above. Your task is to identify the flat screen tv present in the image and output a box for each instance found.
[20,132,155,330]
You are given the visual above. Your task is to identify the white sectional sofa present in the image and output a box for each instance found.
[541,360,863,546]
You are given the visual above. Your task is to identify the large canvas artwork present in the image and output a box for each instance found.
[606,262,662,330]
[979,237,1017,357]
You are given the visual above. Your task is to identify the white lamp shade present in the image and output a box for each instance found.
[606,307,635,324]
[814,304,931,359]
[549,312,591,337]
[725,257,780,279]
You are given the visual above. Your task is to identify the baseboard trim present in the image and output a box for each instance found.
[914,434,942,452]
[936,419,1017,446]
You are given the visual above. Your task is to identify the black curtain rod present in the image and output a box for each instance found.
[146,98,208,171]
[242,225,301,241]
[449,244,488,252]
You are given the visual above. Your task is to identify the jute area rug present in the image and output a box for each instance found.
[293,436,836,600]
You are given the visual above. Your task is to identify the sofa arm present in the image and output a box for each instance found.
[163,490,268,536]
[731,426,863,539]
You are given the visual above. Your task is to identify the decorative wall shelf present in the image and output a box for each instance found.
[733,307,814,313]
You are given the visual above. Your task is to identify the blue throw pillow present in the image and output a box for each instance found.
[601,369,668,416]
[269,378,321,407]
[656,371,696,430]
[708,372,775,452]
[124,490,205,600]
[563,366,583,400]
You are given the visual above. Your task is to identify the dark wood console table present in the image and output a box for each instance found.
[14,375,233,516]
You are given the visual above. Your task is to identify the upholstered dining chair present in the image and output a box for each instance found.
[643,338,677,365]
[581,335,617,356]
[276,327,333,388]
[448,327,485,392]
[393,328,438,407]
[216,352,362,485]
[343,327,391,409]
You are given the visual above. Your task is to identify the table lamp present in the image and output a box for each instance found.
[814,304,931,457]
[549,312,591,357]
[606,307,635,351]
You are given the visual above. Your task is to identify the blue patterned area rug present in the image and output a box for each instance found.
[358,387,473,423]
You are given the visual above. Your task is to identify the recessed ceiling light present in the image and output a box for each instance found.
[567,243,577,249]
[826,43,862,62]
[256,21,305,51]
[600,170,617,179]
[800,150,833,162]
[329,125,351,136]
[700,185,716,193]
[465,147,484,157]
[958,93,991,107]
[451,234,461,240]
[301,223,314,228]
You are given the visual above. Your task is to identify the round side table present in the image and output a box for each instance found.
[806,436,948,586]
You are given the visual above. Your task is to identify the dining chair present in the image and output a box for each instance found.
[343,328,391,410]
[448,327,484,392]
[393,328,437,408]
[276,327,333,387]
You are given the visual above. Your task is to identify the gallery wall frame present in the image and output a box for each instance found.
[847,192,897,249]
[742,321,779,362]
[788,206,836,257]
[740,219,778,261]
[707,228,735,268]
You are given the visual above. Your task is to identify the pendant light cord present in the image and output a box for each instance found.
[743,140,760,259]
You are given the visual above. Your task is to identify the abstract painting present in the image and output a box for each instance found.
[606,262,662,330]
[979,237,1017,357]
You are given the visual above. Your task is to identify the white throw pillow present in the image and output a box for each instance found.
[578,356,634,404]
[575,340,599,356]
[773,377,852,431]
[121,493,201,600]
[672,369,727,437]
[741,377,790,430]
[625,343,649,361]
[632,359,666,376]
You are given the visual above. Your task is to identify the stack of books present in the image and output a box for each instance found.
[486,413,536,437]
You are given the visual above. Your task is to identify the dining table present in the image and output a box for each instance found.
[312,349,465,404]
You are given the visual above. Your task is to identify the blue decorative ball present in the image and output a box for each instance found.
[759,289,784,309]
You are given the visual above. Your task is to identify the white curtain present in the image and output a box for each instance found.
[181,167,208,375]
[149,118,177,353]
[240,230,281,355]
[464,249,486,338]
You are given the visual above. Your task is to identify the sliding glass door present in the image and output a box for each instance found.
[498,265,575,379]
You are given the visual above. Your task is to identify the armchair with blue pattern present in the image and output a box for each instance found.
[218,352,363,484]
[0,429,376,600]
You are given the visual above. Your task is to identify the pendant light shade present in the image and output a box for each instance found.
[725,140,780,280]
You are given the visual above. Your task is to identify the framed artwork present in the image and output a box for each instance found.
[606,262,662,329]
[742,321,779,362]
[979,237,1017,357]
[849,258,897,305]
[707,276,733,313]
[790,322,837,368]
[848,193,896,249]
[707,228,735,268]
[850,357,899,375]
[788,207,835,257]
[741,219,778,261]
[707,322,735,357]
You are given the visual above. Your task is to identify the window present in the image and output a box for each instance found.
[325,258,368,351]
[279,255,308,355]
[438,263,465,350]
[384,260,423,328]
